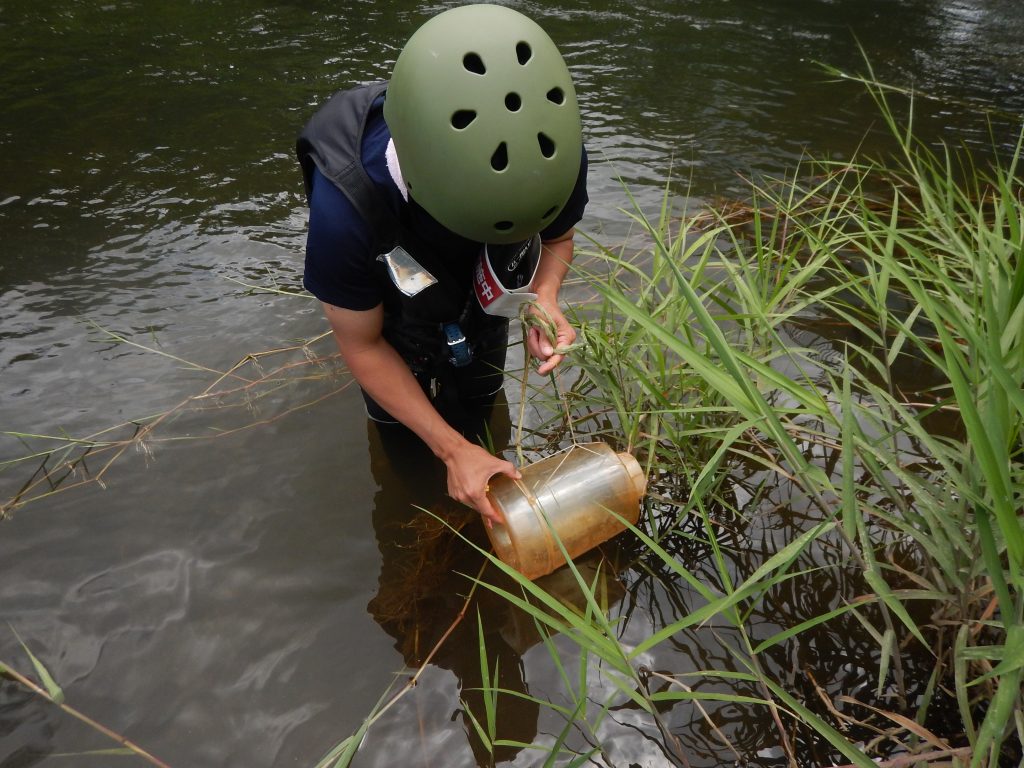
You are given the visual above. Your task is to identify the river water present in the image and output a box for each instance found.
[1,1,1021,766]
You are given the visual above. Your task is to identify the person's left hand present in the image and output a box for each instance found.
[526,297,576,375]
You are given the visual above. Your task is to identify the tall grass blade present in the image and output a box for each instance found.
[12,628,64,704]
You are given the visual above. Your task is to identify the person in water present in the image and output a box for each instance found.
[296,3,589,525]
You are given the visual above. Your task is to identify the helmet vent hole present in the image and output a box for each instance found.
[491,142,509,171]
[546,87,565,105]
[495,220,514,232]
[542,205,558,219]
[538,133,556,158]
[451,110,477,129]
[516,42,532,65]
[504,92,521,111]
[463,53,486,75]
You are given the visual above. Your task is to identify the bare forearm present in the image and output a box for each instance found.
[528,231,577,373]
[321,301,519,524]
[351,346,467,460]
[535,230,575,302]
[334,322,465,460]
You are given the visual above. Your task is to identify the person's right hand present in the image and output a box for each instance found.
[442,441,520,528]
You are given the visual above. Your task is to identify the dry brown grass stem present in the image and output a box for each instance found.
[0,663,172,768]
[829,747,971,768]
[1,335,352,518]
[353,561,487,737]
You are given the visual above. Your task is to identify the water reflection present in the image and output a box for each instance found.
[611,468,953,766]
[362,394,645,765]
[362,399,541,764]
[567,0,1024,212]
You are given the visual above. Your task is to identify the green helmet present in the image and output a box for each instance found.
[383,4,582,244]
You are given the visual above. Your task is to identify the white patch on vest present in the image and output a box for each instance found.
[385,138,409,202]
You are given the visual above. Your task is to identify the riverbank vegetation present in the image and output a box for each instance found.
[453,82,1023,766]
[396,78,1024,767]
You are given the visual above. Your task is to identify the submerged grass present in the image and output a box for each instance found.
[0,327,352,517]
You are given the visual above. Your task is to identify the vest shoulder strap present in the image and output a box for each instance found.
[296,81,390,233]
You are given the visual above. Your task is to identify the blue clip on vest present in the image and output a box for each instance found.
[443,322,472,368]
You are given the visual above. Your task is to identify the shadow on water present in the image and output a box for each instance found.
[360,400,542,766]
[356,396,656,767]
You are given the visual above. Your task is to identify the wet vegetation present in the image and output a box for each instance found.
[450,80,1024,767]
[336,81,1024,767]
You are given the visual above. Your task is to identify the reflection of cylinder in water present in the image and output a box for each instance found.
[499,551,628,654]
[485,442,647,580]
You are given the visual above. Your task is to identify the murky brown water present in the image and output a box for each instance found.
[2,1,1022,766]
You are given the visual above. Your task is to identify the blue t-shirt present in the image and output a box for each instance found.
[303,98,589,311]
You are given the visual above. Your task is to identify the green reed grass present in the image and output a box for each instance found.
[324,77,1021,766]
[1,632,172,767]
[462,79,1022,765]
[801,96,1024,765]
[462,610,600,767]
